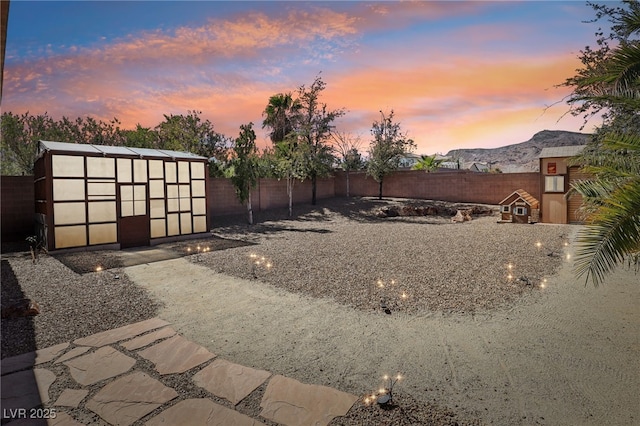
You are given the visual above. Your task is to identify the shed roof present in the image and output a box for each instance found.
[539,145,586,159]
[38,140,207,160]
[499,189,539,207]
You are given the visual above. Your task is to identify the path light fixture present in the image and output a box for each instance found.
[250,253,273,278]
[376,373,402,405]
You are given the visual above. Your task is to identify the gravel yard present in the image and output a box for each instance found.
[203,197,569,314]
[5,197,635,426]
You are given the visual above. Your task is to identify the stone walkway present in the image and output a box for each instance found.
[1,318,358,425]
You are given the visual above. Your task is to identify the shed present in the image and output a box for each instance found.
[34,141,210,251]
[539,145,587,224]
[499,189,539,224]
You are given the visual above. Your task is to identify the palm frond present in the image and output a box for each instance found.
[574,178,640,285]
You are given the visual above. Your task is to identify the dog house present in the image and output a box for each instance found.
[34,141,210,251]
[499,189,539,224]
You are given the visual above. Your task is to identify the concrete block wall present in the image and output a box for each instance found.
[2,171,539,242]
[334,170,540,205]
[1,176,36,241]
[208,177,335,217]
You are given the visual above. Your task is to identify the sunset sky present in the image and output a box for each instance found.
[3,1,609,155]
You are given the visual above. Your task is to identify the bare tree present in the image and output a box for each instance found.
[331,131,363,197]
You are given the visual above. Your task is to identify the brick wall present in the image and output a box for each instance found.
[1,176,36,241]
[334,170,540,204]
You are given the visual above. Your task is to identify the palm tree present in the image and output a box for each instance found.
[567,1,640,285]
[261,93,299,144]
[412,155,442,172]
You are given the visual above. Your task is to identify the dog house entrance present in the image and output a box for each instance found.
[119,184,150,248]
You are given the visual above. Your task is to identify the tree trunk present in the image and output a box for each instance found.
[311,174,317,205]
[287,177,293,217]
[247,191,253,225]
[378,178,383,200]
[346,171,350,197]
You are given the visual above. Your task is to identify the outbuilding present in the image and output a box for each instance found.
[539,145,587,224]
[499,189,540,224]
[34,141,210,251]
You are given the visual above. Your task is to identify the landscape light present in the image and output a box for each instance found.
[507,263,513,269]
[391,279,396,285]
[540,282,546,289]
[401,292,408,299]
[266,262,272,268]
[396,374,402,380]
[187,247,191,252]
[378,388,386,394]
[536,242,542,248]
[566,254,571,260]
[377,280,384,288]
[507,274,513,280]
[564,242,569,247]
[383,374,389,380]
[95,265,103,272]
[250,253,257,258]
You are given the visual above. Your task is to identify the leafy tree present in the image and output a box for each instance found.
[269,138,308,217]
[412,155,442,172]
[229,123,260,224]
[331,131,363,197]
[122,124,158,148]
[366,110,415,199]
[563,0,640,285]
[291,76,345,205]
[263,77,344,205]
[155,110,230,160]
[262,93,300,143]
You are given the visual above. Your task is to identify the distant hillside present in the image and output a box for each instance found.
[446,130,591,172]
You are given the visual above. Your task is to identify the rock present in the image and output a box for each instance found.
[451,209,472,223]
[376,207,399,218]
[1,299,40,318]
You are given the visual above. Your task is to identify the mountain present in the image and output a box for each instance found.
[445,130,591,172]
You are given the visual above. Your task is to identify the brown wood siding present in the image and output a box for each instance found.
[568,166,590,223]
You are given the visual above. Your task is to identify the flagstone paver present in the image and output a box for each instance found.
[0,317,363,426]
[54,389,89,407]
[260,375,358,426]
[193,359,271,405]
[1,342,69,375]
[137,334,215,375]
[73,318,169,347]
[145,398,265,426]
[1,368,57,412]
[120,326,177,351]
[86,371,178,426]
[64,346,136,386]
[54,346,91,364]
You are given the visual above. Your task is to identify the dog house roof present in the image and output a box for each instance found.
[38,140,207,161]
[499,189,539,208]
